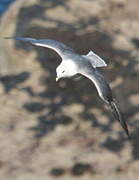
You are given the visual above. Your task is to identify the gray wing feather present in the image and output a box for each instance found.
[80,69,129,137]
[81,69,112,102]
[6,37,74,59]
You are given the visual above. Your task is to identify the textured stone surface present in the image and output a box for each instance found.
[0,0,139,179]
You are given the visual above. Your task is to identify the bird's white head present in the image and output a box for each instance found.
[56,60,78,81]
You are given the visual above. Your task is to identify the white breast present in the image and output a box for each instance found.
[64,60,77,71]
[60,60,78,76]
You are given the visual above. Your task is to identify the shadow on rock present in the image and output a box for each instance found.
[0,71,30,92]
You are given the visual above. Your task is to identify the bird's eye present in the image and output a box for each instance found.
[62,70,65,73]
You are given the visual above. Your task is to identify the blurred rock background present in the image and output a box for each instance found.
[0,0,139,179]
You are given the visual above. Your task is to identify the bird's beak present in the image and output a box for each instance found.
[56,77,59,82]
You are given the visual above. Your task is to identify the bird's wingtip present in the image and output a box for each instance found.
[4,37,20,40]
[4,37,36,41]
[126,129,131,140]
[4,37,13,39]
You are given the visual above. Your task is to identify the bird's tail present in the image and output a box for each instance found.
[109,100,129,138]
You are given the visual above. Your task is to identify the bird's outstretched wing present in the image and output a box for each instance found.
[81,69,129,137]
[82,51,107,68]
[5,37,75,59]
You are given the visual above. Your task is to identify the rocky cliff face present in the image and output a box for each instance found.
[0,0,139,179]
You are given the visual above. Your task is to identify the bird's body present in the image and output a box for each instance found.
[7,37,129,137]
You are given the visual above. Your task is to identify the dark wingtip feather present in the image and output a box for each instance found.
[4,37,21,40]
[109,101,130,138]
[4,37,19,39]
[4,37,14,39]
[4,37,36,41]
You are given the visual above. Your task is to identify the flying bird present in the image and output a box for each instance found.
[6,37,129,137]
